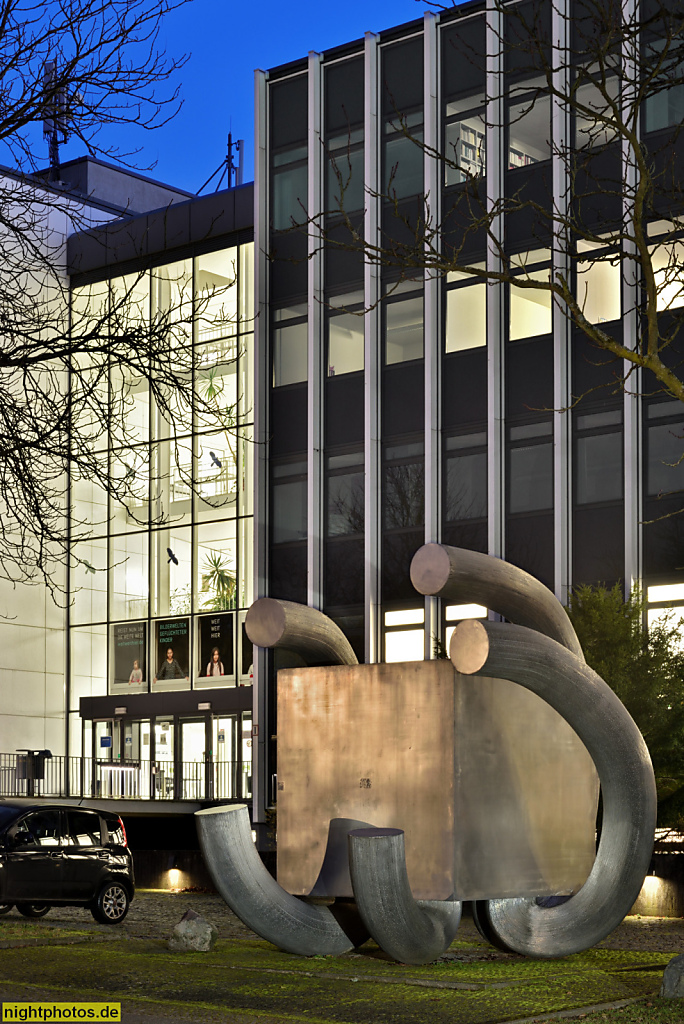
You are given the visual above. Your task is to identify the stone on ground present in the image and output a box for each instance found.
[660,952,684,998]
[168,908,218,952]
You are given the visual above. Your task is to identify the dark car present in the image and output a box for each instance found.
[0,800,134,924]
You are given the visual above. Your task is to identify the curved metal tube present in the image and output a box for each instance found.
[195,805,359,955]
[411,544,583,658]
[245,598,358,666]
[348,827,462,965]
[449,619,657,958]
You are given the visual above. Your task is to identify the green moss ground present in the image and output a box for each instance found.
[0,927,677,1024]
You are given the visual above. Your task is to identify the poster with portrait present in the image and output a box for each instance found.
[110,622,146,693]
[196,612,234,688]
[153,617,190,690]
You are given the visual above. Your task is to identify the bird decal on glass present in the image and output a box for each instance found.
[167,548,179,565]
[210,451,222,469]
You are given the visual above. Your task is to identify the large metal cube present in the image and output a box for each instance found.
[276,660,598,901]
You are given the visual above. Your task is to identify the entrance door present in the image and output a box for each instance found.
[213,716,238,798]
[154,718,174,799]
[180,720,206,800]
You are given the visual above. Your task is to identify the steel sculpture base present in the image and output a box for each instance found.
[348,828,462,965]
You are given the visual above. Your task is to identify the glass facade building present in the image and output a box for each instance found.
[67,225,255,804]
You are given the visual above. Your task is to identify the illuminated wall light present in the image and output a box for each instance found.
[167,868,182,889]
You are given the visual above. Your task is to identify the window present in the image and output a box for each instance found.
[507,77,550,168]
[445,268,486,352]
[575,410,623,505]
[65,811,102,847]
[272,305,308,387]
[643,39,684,134]
[444,432,487,522]
[327,453,364,537]
[69,243,254,699]
[576,240,621,324]
[650,238,684,312]
[509,250,552,341]
[272,461,307,544]
[327,291,364,376]
[444,94,485,185]
[383,111,424,199]
[13,810,61,848]
[574,74,619,149]
[647,402,684,496]
[647,582,684,649]
[384,607,424,663]
[326,128,364,215]
[445,602,487,650]
[383,442,424,530]
[384,281,424,364]
[272,144,308,231]
[508,422,553,514]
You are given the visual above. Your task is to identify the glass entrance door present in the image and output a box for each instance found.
[213,716,238,798]
[154,718,175,799]
[181,719,206,800]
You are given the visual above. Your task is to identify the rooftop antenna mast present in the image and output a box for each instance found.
[42,59,69,181]
[198,131,244,193]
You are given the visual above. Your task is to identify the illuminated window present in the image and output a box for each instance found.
[576,240,621,324]
[509,250,552,341]
[446,282,486,352]
[445,603,487,649]
[384,608,424,663]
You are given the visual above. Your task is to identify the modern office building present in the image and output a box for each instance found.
[253,0,684,821]
[2,1,684,868]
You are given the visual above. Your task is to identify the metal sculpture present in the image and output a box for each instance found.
[196,544,657,964]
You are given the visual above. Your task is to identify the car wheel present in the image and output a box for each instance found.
[91,882,129,924]
[17,904,50,918]
[0,904,13,916]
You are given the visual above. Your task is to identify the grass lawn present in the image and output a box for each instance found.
[0,924,680,1024]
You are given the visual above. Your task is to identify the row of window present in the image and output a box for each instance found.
[270,233,684,384]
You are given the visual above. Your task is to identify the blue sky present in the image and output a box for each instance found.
[56,0,432,194]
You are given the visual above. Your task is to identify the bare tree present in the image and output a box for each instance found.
[0,0,244,599]
[322,0,684,413]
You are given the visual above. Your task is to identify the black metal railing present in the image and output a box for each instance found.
[0,752,252,803]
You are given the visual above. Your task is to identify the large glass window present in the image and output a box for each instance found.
[68,242,254,695]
